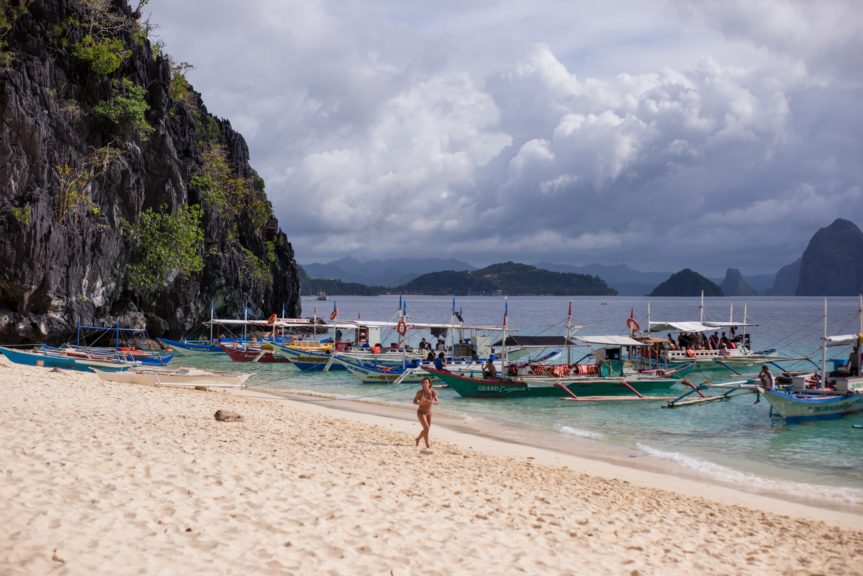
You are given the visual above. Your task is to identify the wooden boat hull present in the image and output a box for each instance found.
[425,368,678,398]
[93,368,251,388]
[338,358,426,384]
[760,388,863,423]
[276,346,346,371]
[0,346,130,373]
[221,345,292,364]
[157,338,224,353]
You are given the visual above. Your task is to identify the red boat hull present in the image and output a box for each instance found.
[221,345,292,363]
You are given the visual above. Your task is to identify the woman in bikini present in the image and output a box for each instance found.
[413,377,439,448]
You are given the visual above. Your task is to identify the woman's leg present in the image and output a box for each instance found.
[416,411,429,446]
[422,413,432,447]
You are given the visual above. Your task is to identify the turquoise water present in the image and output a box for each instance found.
[176,295,863,505]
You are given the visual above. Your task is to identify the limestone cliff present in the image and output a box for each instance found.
[766,258,801,296]
[796,219,863,296]
[719,268,756,297]
[0,0,301,342]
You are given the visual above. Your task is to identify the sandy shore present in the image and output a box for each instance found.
[2,360,862,575]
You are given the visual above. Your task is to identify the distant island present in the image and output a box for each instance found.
[649,269,723,297]
[302,261,616,296]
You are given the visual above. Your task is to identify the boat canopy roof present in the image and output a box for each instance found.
[648,321,757,333]
[825,333,863,347]
[492,336,575,347]
[575,335,645,347]
[206,318,510,332]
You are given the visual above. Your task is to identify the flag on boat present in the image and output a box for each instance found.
[330,301,338,321]
[503,297,508,326]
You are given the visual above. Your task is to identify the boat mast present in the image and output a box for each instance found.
[699,290,705,323]
[820,299,828,385]
[729,303,733,323]
[502,297,508,368]
[566,301,572,366]
[209,301,214,343]
[743,303,748,341]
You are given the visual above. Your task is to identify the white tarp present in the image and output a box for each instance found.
[576,335,645,347]
[825,334,863,347]
[648,321,712,333]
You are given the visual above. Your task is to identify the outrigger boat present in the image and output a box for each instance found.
[221,343,292,363]
[640,293,799,374]
[0,346,132,373]
[758,298,863,423]
[426,336,686,399]
[92,366,251,388]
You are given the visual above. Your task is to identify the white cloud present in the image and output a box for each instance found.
[147,0,863,274]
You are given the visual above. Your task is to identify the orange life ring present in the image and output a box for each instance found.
[329,309,337,320]
[396,320,407,336]
[626,317,641,332]
[267,313,278,325]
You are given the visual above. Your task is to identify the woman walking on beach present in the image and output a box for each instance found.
[413,377,439,448]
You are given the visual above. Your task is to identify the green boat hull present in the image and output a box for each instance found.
[426,368,678,398]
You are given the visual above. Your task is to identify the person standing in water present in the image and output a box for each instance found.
[413,377,439,448]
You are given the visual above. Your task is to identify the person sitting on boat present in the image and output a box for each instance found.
[371,343,382,354]
[718,343,730,357]
[436,339,446,351]
[426,351,435,362]
[758,365,774,391]
[666,334,678,351]
[434,352,447,372]
[727,340,736,350]
[419,337,428,350]
[708,332,719,351]
[720,332,729,347]
[335,329,343,342]
[482,358,497,379]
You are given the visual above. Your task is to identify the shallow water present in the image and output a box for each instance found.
[176,295,863,504]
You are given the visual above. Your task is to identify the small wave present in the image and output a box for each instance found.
[637,443,863,505]
[557,425,604,440]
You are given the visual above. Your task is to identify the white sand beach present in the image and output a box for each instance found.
[1,359,862,575]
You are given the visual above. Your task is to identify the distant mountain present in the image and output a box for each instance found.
[796,219,863,296]
[719,268,756,296]
[298,266,384,296]
[400,262,616,296]
[649,269,724,297]
[766,258,801,296]
[302,257,475,287]
[744,274,776,294]
[537,262,669,295]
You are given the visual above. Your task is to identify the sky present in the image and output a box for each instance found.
[146,0,863,275]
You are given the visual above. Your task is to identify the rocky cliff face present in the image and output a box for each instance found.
[719,268,756,297]
[0,0,301,342]
[796,219,863,296]
[766,258,801,296]
[649,268,724,297]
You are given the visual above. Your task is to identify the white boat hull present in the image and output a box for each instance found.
[93,368,251,388]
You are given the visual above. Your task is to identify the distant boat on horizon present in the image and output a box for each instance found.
[316,291,327,301]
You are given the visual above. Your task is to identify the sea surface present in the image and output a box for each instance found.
[175,295,863,507]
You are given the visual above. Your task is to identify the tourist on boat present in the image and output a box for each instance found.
[335,329,343,342]
[720,332,729,347]
[489,348,496,362]
[666,335,678,351]
[419,337,428,351]
[482,358,497,379]
[426,351,435,362]
[371,343,382,354]
[709,332,719,350]
[436,339,446,351]
[758,365,775,391]
[718,343,730,356]
[413,377,439,448]
[434,352,447,371]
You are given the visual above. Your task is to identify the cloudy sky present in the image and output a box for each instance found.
[147,0,862,275]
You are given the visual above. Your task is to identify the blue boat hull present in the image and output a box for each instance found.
[0,347,130,373]
[158,338,224,353]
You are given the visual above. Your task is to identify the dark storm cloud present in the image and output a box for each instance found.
[147,0,863,274]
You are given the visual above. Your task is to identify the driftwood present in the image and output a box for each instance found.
[214,409,243,422]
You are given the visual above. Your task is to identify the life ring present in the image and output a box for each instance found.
[396,320,407,336]
[626,317,641,332]
[267,313,277,325]
[329,309,337,320]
